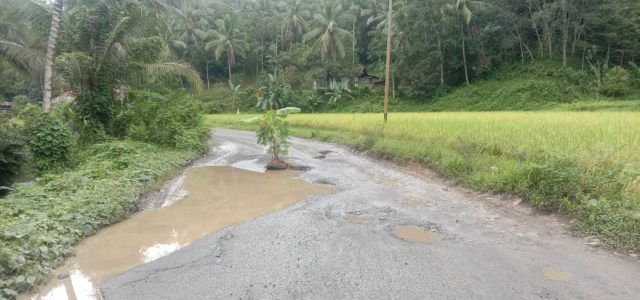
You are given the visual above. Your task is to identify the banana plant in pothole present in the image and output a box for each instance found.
[243,107,301,170]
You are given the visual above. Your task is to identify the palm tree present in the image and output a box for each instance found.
[205,14,249,81]
[56,1,203,96]
[172,0,210,46]
[455,0,470,86]
[451,0,483,86]
[303,0,354,61]
[42,0,63,113]
[0,0,53,107]
[280,0,310,46]
[0,10,46,79]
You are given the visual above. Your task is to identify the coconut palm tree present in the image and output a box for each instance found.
[303,0,354,61]
[454,0,473,86]
[171,0,211,46]
[41,0,63,113]
[205,14,249,81]
[56,1,203,98]
[0,12,46,79]
[0,0,51,104]
[449,0,490,86]
[280,0,310,45]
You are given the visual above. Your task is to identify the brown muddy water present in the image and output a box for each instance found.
[20,166,333,300]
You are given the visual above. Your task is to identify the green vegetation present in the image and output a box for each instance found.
[205,112,640,252]
[0,123,28,196]
[25,114,73,172]
[0,89,209,298]
[1,0,639,295]
[0,141,204,298]
[247,107,301,163]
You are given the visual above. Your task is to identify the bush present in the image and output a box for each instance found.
[0,122,28,195]
[26,113,72,172]
[126,91,209,152]
[601,66,632,97]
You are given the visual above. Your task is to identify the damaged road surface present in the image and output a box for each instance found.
[101,128,640,299]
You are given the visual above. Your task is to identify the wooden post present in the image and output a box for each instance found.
[383,0,393,123]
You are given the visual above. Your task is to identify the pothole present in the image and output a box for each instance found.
[403,199,431,209]
[288,165,313,172]
[314,150,335,159]
[342,214,374,223]
[392,225,439,244]
[376,175,399,185]
[543,267,570,282]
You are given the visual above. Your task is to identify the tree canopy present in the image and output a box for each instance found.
[1,0,640,101]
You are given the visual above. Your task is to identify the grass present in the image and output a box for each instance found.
[205,112,640,252]
[0,140,204,298]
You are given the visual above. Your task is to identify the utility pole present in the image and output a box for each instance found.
[383,0,393,123]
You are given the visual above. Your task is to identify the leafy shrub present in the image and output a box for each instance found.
[126,91,209,152]
[601,66,632,96]
[11,95,30,113]
[16,103,42,125]
[0,122,28,195]
[26,113,72,172]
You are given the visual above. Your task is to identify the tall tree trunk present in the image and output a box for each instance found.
[274,35,278,77]
[42,0,63,113]
[206,61,210,89]
[459,18,470,86]
[439,7,445,86]
[528,1,544,59]
[228,54,232,81]
[438,36,444,85]
[561,2,569,68]
[352,18,356,66]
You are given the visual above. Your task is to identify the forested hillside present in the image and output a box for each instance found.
[2,0,640,111]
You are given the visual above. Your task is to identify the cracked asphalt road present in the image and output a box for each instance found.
[101,128,640,299]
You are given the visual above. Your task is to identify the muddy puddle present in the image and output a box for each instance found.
[20,166,333,300]
[342,214,373,223]
[404,199,430,209]
[393,226,439,244]
[543,267,570,282]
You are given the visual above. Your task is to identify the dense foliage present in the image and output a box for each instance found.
[125,91,209,151]
[3,0,640,108]
[25,114,72,172]
[0,121,28,196]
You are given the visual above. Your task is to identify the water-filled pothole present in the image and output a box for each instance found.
[20,166,333,300]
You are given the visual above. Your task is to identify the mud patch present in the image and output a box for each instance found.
[392,225,439,244]
[342,214,373,223]
[403,199,431,209]
[543,267,570,282]
[20,167,333,300]
[376,175,399,185]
